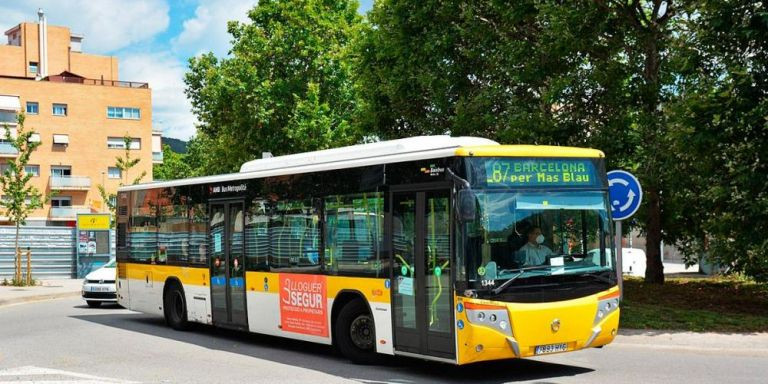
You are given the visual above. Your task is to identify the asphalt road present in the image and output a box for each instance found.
[0,298,766,384]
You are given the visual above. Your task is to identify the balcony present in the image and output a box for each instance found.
[0,142,18,158]
[152,151,163,163]
[49,175,91,190]
[49,206,91,220]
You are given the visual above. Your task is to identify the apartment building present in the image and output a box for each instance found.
[0,10,162,226]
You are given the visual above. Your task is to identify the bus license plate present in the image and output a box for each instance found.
[535,343,568,355]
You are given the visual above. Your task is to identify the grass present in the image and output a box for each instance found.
[620,276,768,333]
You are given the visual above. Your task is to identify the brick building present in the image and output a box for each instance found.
[0,9,162,226]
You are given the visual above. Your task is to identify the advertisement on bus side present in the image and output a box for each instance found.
[279,274,328,337]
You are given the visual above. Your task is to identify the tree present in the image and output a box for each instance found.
[98,135,147,218]
[153,144,192,181]
[358,0,694,283]
[185,0,364,175]
[667,0,768,281]
[0,115,50,285]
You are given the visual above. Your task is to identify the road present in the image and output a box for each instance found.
[0,298,765,384]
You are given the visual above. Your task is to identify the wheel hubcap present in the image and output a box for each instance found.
[350,315,374,350]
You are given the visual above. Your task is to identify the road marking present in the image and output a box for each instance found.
[0,365,137,383]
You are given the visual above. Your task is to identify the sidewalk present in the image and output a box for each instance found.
[0,279,83,307]
[615,329,768,355]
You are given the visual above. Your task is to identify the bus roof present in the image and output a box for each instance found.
[119,136,603,192]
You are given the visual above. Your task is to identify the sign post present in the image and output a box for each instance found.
[607,170,643,297]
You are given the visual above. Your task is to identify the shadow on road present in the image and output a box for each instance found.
[71,310,593,383]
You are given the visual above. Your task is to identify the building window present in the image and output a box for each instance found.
[51,166,72,177]
[24,165,39,177]
[29,62,38,74]
[51,196,72,207]
[108,167,121,179]
[107,137,141,150]
[107,106,140,120]
[0,163,12,176]
[52,104,67,116]
[26,102,39,115]
[1,195,32,205]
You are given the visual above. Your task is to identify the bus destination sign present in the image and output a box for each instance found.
[484,158,599,188]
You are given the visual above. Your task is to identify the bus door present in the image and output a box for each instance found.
[391,189,455,359]
[209,200,247,328]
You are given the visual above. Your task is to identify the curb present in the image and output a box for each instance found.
[0,291,81,308]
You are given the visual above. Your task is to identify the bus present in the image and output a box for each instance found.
[116,136,619,365]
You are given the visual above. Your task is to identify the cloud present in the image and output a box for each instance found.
[173,0,256,57]
[0,0,169,54]
[120,53,197,140]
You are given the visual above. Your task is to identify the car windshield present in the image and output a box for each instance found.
[460,190,615,289]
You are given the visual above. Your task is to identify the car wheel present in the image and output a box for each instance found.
[86,300,102,308]
[335,300,377,364]
[164,283,190,331]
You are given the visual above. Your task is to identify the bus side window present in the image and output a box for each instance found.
[324,193,384,276]
[268,199,320,271]
[188,203,208,266]
[245,199,269,270]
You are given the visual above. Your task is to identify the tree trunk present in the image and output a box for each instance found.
[14,223,20,284]
[644,187,665,283]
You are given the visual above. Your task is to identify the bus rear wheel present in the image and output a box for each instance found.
[164,283,190,331]
[335,300,377,364]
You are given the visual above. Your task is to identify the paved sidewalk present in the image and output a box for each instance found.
[616,329,768,355]
[0,279,83,307]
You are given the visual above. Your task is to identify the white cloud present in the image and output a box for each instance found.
[173,0,256,57]
[0,0,169,54]
[120,53,197,140]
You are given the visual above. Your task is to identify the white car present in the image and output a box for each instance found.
[82,258,117,307]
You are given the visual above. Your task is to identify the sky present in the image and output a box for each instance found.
[0,0,374,141]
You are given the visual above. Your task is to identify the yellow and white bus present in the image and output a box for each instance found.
[116,136,620,364]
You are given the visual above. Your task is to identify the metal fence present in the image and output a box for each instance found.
[0,226,114,280]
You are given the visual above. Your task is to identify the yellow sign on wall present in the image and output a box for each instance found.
[77,214,111,230]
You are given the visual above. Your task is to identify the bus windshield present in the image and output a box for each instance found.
[461,190,616,293]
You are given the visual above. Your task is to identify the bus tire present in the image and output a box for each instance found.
[335,300,377,364]
[86,300,102,308]
[164,282,190,331]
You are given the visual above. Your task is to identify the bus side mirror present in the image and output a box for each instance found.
[459,192,476,222]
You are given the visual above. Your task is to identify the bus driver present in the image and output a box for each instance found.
[520,226,553,266]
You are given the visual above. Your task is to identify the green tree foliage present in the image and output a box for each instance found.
[153,144,192,181]
[0,115,50,285]
[668,0,768,281]
[184,0,364,175]
[357,0,697,283]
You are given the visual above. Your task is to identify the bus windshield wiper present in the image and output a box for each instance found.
[579,270,615,284]
[491,265,556,295]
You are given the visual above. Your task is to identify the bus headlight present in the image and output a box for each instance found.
[464,303,512,336]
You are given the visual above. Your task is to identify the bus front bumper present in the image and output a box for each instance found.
[455,289,621,365]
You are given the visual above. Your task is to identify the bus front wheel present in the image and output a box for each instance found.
[335,300,377,364]
[163,282,190,331]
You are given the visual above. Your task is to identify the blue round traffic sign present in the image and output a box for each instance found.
[607,170,642,221]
